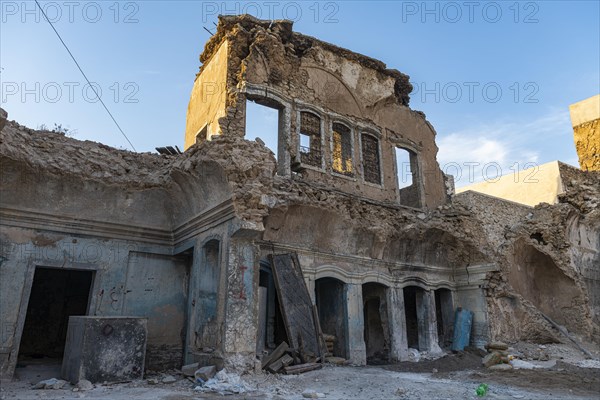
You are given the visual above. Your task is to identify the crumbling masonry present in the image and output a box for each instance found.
[1,15,598,380]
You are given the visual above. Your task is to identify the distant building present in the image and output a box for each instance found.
[570,94,600,171]
[456,160,567,207]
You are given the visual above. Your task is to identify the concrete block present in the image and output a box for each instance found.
[195,365,217,382]
[181,362,200,377]
[482,352,502,368]
[61,316,147,384]
[486,341,508,351]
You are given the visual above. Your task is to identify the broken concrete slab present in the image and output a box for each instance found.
[61,316,147,384]
[482,352,502,368]
[302,389,326,398]
[325,357,347,365]
[33,378,67,390]
[489,363,513,371]
[194,365,217,382]
[75,379,93,391]
[181,362,200,377]
[486,341,509,351]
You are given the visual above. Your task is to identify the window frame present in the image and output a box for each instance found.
[359,129,384,187]
[329,119,356,180]
[296,109,325,171]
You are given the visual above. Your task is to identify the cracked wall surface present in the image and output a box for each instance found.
[185,15,446,209]
[1,15,599,379]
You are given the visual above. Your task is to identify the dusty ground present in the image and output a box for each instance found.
[2,343,599,400]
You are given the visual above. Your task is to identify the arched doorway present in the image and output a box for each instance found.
[362,282,390,364]
[434,288,454,349]
[315,277,347,359]
[403,285,426,351]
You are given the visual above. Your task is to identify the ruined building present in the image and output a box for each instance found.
[1,15,598,380]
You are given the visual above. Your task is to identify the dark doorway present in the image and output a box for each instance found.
[18,267,94,362]
[435,288,454,349]
[362,283,390,364]
[403,286,420,350]
[257,260,288,353]
[315,277,347,359]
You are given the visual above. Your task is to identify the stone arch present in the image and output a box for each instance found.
[509,238,588,334]
[302,65,363,117]
[362,282,391,364]
[315,276,348,359]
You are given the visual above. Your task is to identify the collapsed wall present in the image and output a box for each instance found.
[456,164,600,345]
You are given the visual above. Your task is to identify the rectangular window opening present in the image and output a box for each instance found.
[396,146,422,208]
[299,112,322,167]
[300,133,311,152]
[395,147,413,189]
[332,123,353,176]
[246,100,280,160]
[362,133,381,184]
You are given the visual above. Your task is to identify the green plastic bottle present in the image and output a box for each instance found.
[476,383,489,397]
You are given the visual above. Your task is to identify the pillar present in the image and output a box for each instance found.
[386,287,409,362]
[416,289,442,354]
[223,237,260,371]
[344,283,366,365]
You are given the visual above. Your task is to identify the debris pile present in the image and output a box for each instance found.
[481,341,512,370]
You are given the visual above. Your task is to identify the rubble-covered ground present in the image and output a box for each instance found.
[2,341,599,400]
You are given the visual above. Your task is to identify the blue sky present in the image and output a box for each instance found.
[1,1,599,186]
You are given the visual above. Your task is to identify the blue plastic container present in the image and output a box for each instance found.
[451,307,473,351]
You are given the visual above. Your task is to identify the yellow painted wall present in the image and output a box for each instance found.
[570,94,600,171]
[184,40,229,150]
[569,94,600,127]
[455,161,564,207]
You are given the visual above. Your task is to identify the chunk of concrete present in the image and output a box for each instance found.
[482,352,502,368]
[162,375,177,384]
[181,362,200,377]
[195,365,217,382]
[75,379,93,391]
[302,389,325,398]
[33,378,67,390]
[486,341,509,351]
[62,316,147,384]
[510,359,536,370]
[489,363,513,371]
[325,357,347,365]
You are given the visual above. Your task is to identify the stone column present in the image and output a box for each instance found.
[344,283,366,365]
[223,237,260,371]
[416,289,442,354]
[386,287,409,362]
[305,276,316,305]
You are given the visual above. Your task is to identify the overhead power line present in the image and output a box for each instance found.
[34,0,137,152]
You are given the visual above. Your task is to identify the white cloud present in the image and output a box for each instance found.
[437,109,571,187]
